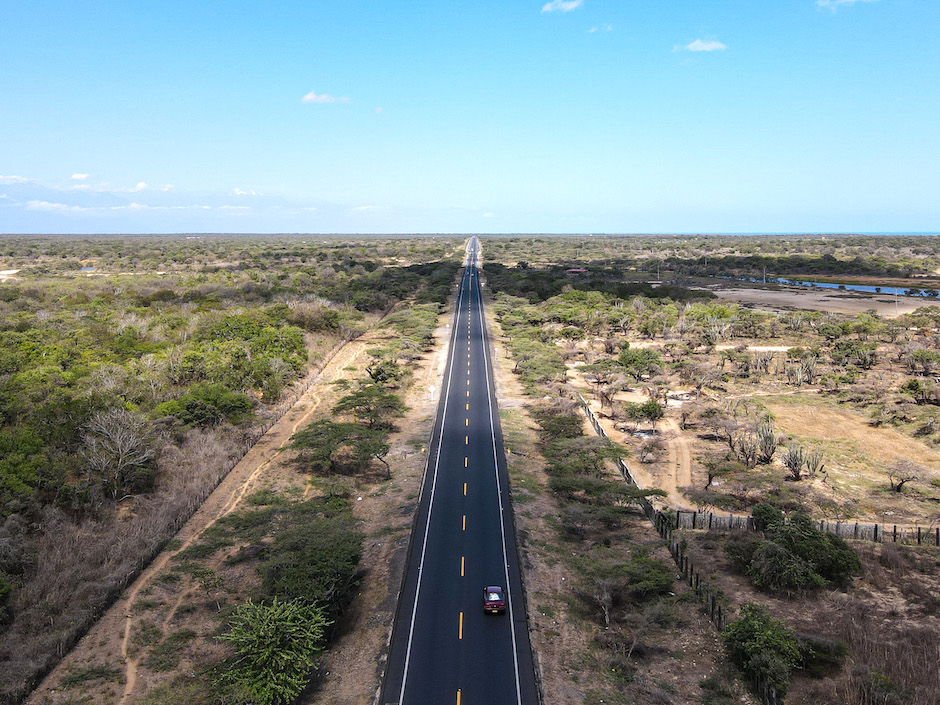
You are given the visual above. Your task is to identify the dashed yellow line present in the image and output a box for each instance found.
[465,418,469,426]
[462,514,466,530]
[463,482,467,496]
[465,435,469,444]
[464,457,468,467]
[458,612,463,639]
[460,556,465,576]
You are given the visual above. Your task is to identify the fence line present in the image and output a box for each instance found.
[576,393,788,702]
[577,394,940,548]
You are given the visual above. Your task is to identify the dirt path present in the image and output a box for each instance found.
[27,337,373,705]
[660,416,692,502]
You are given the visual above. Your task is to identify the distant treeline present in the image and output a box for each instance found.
[483,262,713,303]
[650,253,928,279]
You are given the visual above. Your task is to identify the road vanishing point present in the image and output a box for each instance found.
[381,237,539,705]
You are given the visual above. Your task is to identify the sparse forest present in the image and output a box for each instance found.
[0,234,462,704]
[483,234,940,705]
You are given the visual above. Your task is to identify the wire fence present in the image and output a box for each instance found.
[577,394,940,547]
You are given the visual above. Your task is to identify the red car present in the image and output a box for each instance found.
[483,586,506,614]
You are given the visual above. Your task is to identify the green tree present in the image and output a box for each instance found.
[259,514,363,619]
[331,384,406,429]
[217,598,330,705]
[723,603,799,698]
[290,419,390,475]
[617,345,662,381]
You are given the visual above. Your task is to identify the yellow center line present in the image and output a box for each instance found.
[465,435,469,444]
[464,457,468,467]
[457,690,462,705]
[458,612,463,639]
[465,418,469,426]
[462,514,466,530]
[460,556,465,576]
[463,482,467,495]
[466,403,469,411]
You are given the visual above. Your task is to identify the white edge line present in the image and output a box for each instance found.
[398,250,470,704]
[476,242,525,705]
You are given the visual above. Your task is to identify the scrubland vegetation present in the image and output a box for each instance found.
[0,234,461,704]
[484,234,940,704]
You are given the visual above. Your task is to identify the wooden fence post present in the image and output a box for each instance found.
[893,525,897,542]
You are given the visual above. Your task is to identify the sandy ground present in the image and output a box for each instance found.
[764,397,940,524]
[0,269,19,281]
[566,367,696,509]
[709,285,940,318]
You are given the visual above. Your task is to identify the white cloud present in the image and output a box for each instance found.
[301,91,350,104]
[113,182,148,192]
[482,212,495,219]
[588,23,612,33]
[353,205,378,212]
[375,106,384,114]
[71,173,88,180]
[541,0,583,13]
[0,175,31,184]
[233,187,262,196]
[683,39,728,52]
[26,200,90,213]
[817,0,878,9]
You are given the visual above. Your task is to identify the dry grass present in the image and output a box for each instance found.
[0,429,237,705]
[765,395,940,524]
[682,530,940,705]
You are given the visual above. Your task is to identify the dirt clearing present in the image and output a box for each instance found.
[710,285,940,317]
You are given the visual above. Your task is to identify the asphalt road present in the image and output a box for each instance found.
[381,237,539,705]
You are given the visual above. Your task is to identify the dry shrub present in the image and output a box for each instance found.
[0,429,237,704]
[828,598,940,705]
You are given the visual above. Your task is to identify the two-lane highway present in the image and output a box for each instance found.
[382,238,538,704]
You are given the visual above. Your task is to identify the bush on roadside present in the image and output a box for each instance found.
[217,598,330,705]
[259,509,363,621]
[795,632,847,678]
[751,502,784,532]
[746,540,827,595]
[723,603,799,698]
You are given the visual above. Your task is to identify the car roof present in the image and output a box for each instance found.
[485,586,502,592]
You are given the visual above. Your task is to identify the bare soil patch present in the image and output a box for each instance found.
[764,395,940,525]
[710,285,940,318]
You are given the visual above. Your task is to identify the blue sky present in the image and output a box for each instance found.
[1,0,937,234]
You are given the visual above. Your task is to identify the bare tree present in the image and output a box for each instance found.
[81,408,156,500]
[888,459,922,493]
